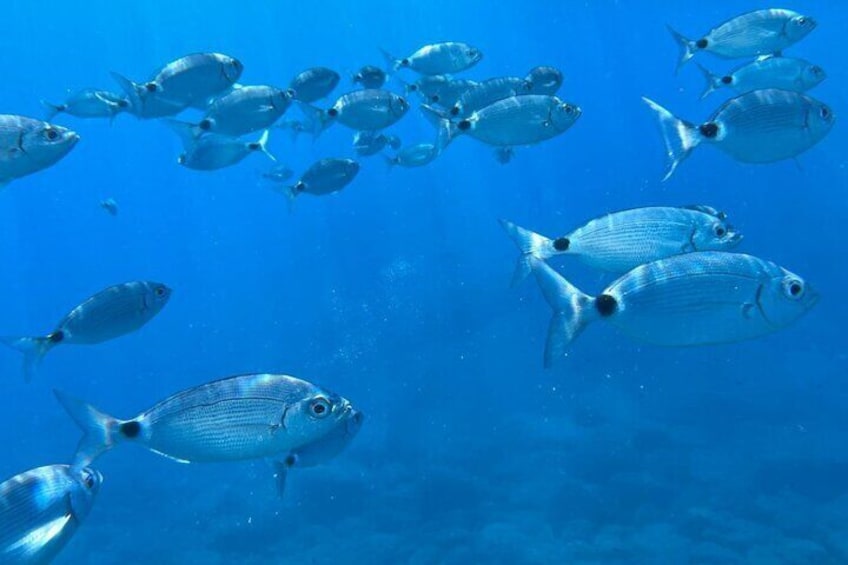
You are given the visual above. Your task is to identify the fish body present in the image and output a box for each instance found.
[353,131,401,156]
[353,65,386,89]
[697,56,826,99]
[449,76,531,118]
[283,158,360,202]
[405,75,478,107]
[386,142,440,168]
[42,89,129,121]
[300,90,409,137]
[525,66,563,95]
[176,130,274,171]
[0,115,79,186]
[643,89,835,180]
[382,42,482,75]
[530,252,817,367]
[99,198,119,216]
[0,465,101,565]
[193,85,294,137]
[500,205,742,284]
[55,373,355,467]
[290,67,340,103]
[262,164,295,183]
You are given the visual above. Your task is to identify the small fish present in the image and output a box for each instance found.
[1,281,171,380]
[178,85,294,138]
[403,75,478,107]
[449,77,532,118]
[176,130,275,171]
[281,158,360,203]
[42,89,129,121]
[643,90,835,181]
[353,65,387,89]
[353,131,401,156]
[274,408,363,497]
[290,67,340,103]
[385,142,440,169]
[525,66,564,95]
[668,9,816,71]
[299,90,409,137]
[381,42,483,75]
[697,56,826,99]
[99,198,119,216]
[54,372,355,467]
[275,119,308,142]
[0,465,102,564]
[529,252,818,367]
[0,115,79,187]
[262,164,295,183]
[499,205,742,285]
[494,147,515,164]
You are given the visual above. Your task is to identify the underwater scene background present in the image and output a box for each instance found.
[0,0,846,563]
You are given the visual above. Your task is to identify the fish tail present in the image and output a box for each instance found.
[695,63,723,99]
[641,96,700,181]
[382,155,398,172]
[109,71,142,112]
[164,119,201,149]
[528,257,596,368]
[498,219,555,287]
[419,105,457,150]
[40,100,64,121]
[0,335,55,382]
[296,102,330,140]
[53,389,123,467]
[378,47,400,73]
[250,130,276,162]
[667,25,697,73]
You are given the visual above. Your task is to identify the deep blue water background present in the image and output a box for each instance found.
[1,1,846,563]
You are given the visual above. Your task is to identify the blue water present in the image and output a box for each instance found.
[1,1,846,563]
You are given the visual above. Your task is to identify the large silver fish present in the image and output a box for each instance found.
[643,89,834,181]
[273,408,363,497]
[41,89,129,121]
[54,373,355,467]
[449,76,532,118]
[529,253,817,367]
[174,129,274,171]
[178,85,294,138]
[0,464,102,564]
[299,90,409,137]
[668,9,816,71]
[0,115,79,187]
[500,205,742,284]
[290,67,340,103]
[381,42,482,75]
[278,158,360,203]
[697,56,826,99]
[1,281,171,381]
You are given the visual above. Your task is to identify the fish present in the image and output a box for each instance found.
[1,281,171,381]
[353,65,387,89]
[273,408,364,497]
[529,252,818,367]
[112,52,243,117]
[426,95,581,148]
[0,465,102,564]
[290,67,340,103]
[643,89,835,181]
[280,158,360,203]
[697,56,826,99]
[353,131,401,157]
[175,129,275,171]
[668,9,816,71]
[275,119,308,142]
[448,76,532,118]
[403,75,478,107]
[99,198,119,216]
[525,66,564,95]
[0,115,79,188]
[41,89,129,121]
[499,205,742,285]
[176,85,294,138]
[54,372,355,467]
[385,142,440,169]
[494,146,515,164]
[298,90,409,137]
[381,42,483,75]
[262,164,295,183]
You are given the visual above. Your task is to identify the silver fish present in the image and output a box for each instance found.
[404,75,478,107]
[273,408,363,497]
[449,76,532,118]
[669,9,816,71]
[385,142,440,169]
[0,465,102,564]
[262,164,295,183]
[530,252,817,367]
[381,42,482,75]
[0,115,79,187]
[0,281,171,381]
[54,373,355,467]
[275,119,307,142]
[280,158,360,203]
[181,85,294,137]
[353,65,387,89]
[290,67,340,103]
[175,130,274,171]
[525,66,564,95]
[99,197,119,216]
[697,56,826,99]
[643,89,835,181]
[500,205,742,285]
[353,131,401,156]
[299,90,409,137]
[42,89,129,121]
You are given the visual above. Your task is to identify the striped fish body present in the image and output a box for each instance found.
[727,57,824,93]
[393,42,482,75]
[152,53,243,106]
[290,67,340,103]
[699,10,814,58]
[461,95,581,147]
[0,465,101,564]
[332,90,409,131]
[451,77,530,118]
[202,86,292,136]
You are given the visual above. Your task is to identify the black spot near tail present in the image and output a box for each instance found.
[120,421,141,439]
[595,294,618,317]
[457,120,471,131]
[401,59,410,67]
[145,83,157,93]
[699,122,718,138]
[553,237,570,251]
[450,106,460,116]
[696,38,708,49]
[48,331,64,344]
[721,76,733,85]
[327,108,338,118]
[284,454,296,467]
[199,119,211,131]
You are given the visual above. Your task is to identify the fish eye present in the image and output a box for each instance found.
[820,106,831,120]
[564,105,574,114]
[309,397,331,418]
[82,470,96,489]
[714,224,727,237]
[784,279,805,299]
[285,88,296,98]
[155,286,167,297]
[44,128,59,141]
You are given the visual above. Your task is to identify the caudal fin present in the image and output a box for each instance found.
[641,96,701,181]
[109,72,143,112]
[528,257,596,368]
[53,390,122,467]
[41,101,65,121]
[164,119,202,149]
[296,102,332,140]
[0,336,55,382]
[498,219,556,287]
[667,25,698,73]
[248,130,276,162]
[696,63,724,99]
[378,47,401,74]
[420,105,458,150]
